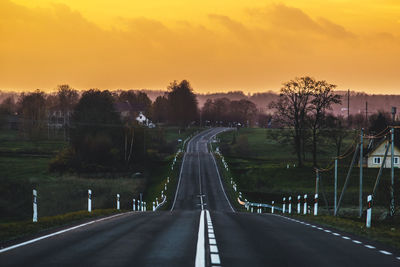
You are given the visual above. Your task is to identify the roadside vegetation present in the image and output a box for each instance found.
[215,127,400,250]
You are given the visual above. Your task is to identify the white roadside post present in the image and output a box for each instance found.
[251,205,253,213]
[137,200,141,211]
[133,199,136,211]
[33,189,38,223]
[143,202,146,211]
[88,189,92,213]
[366,195,372,228]
[167,177,170,183]
[117,194,120,210]
[283,197,286,214]
[164,184,167,191]
[288,196,292,214]
[297,195,301,214]
[259,204,262,214]
[153,201,156,211]
[303,194,307,215]
[156,197,159,206]
[314,194,318,216]
[271,201,275,214]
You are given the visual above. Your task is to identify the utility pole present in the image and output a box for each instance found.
[315,169,319,198]
[334,158,338,216]
[359,128,363,218]
[390,107,396,216]
[365,102,368,128]
[347,89,350,120]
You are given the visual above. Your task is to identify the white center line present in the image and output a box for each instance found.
[365,245,376,249]
[195,210,205,267]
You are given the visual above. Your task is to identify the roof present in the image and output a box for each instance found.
[366,137,400,157]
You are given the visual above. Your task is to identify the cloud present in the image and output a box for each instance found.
[0,0,399,94]
[248,3,356,40]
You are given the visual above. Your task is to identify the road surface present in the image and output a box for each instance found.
[1,128,399,266]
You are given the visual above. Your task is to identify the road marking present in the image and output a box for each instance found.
[270,213,400,260]
[379,250,392,255]
[170,145,189,211]
[210,254,221,265]
[195,210,205,267]
[210,245,218,253]
[209,132,235,213]
[324,230,331,233]
[0,212,126,254]
[206,210,222,266]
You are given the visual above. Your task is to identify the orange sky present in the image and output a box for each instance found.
[1,0,400,94]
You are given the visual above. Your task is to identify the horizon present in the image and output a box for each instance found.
[1,0,400,94]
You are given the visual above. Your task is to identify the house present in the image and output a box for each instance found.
[136,112,147,125]
[364,139,400,168]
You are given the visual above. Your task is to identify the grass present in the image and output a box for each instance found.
[213,127,400,250]
[0,127,200,224]
[0,209,125,244]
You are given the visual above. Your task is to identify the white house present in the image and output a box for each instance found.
[365,140,400,168]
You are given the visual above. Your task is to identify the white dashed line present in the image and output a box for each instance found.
[210,254,221,265]
[210,245,219,253]
[263,212,400,261]
[206,210,222,266]
[379,250,392,256]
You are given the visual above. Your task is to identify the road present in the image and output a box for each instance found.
[1,128,399,266]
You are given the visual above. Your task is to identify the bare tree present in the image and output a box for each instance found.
[308,80,341,167]
[269,77,314,167]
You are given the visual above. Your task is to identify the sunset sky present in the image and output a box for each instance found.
[1,0,400,94]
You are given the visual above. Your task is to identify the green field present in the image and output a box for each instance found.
[0,127,199,225]
[216,128,400,216]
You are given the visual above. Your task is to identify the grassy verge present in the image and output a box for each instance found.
[214,127,400,250]
[0,209,125,244]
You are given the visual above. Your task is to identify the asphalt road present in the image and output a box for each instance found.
[1,128,399,266]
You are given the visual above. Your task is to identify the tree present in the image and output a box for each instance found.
[325,115,349,157]
[71,89,123,171]
[369,111,390,134]
[119,90,152,117]
[151,95,169,123]
[56,84,79,140]
[308,80,341,167]
[167,80,198,127]
[18,90,47,139]
[269,77,314,167]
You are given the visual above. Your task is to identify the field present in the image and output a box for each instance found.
[216,128,400,217]
[214,127,400,249]
[0,127,198,227]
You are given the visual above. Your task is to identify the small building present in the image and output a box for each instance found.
[364,139,400,168]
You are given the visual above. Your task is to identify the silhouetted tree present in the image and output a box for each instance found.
[369,111,390,134]
[269,77,314,167]
[71,89,123,171]
[325,115,350,157]
[18,90,47,139]
[308,80,341,167]
[152,95,169,123]
[167,80,198,127]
